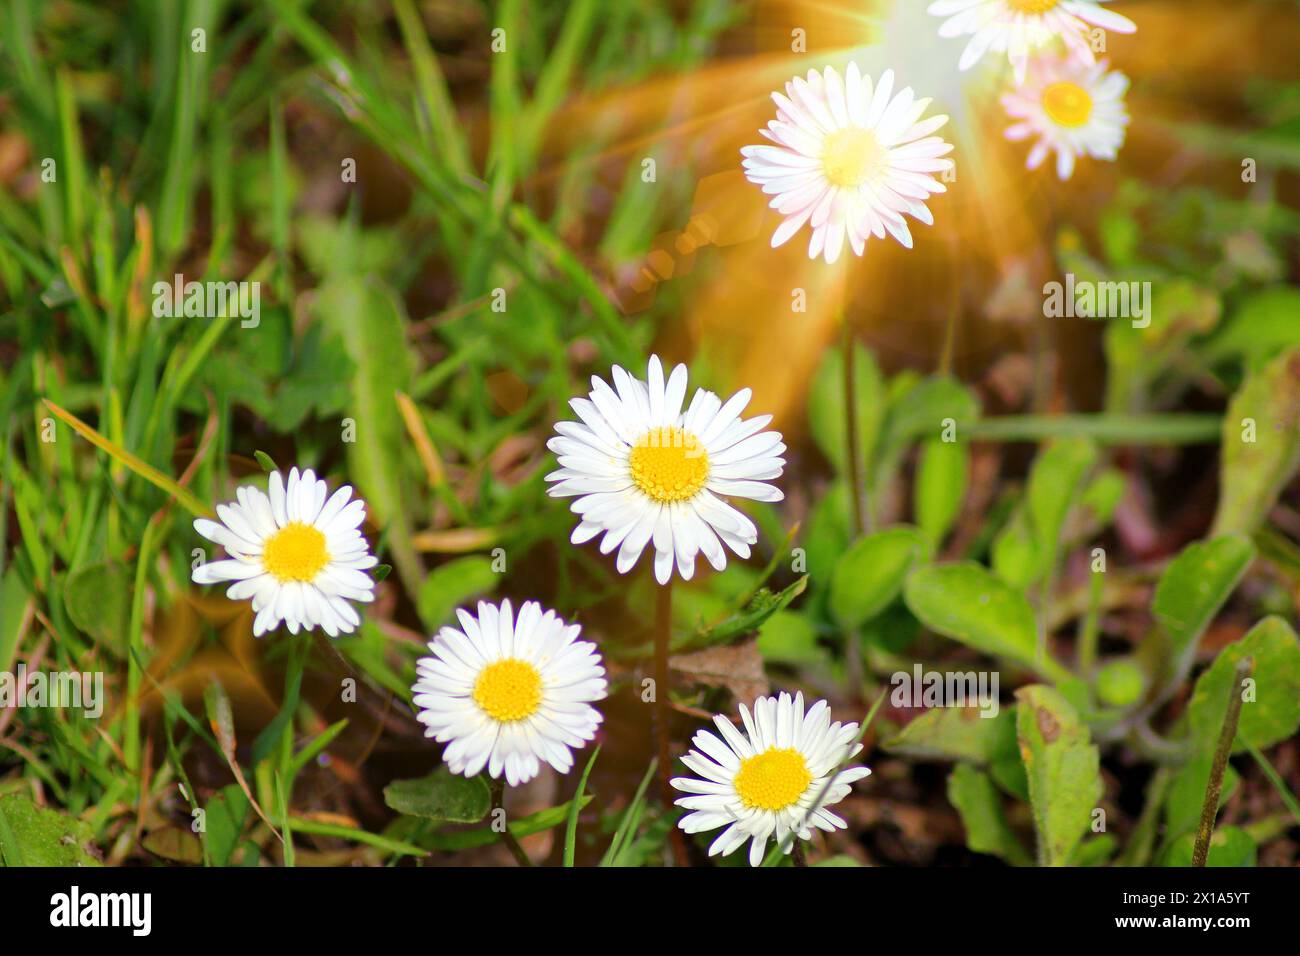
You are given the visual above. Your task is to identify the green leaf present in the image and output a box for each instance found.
[314,276,420,593]
[204,784,250,867]
[1187,616,1300,753]
[1015,685,1103,866]
[904,563,1065,679]
[883,705,1017,765]
[1100,279,1219,407]
[253,449,279,472]
[693,576,807,648]
[989,753,1030,803]
[873,377,979,495]
[1079,468,1124,527]
[990,507,1039,589]
[1072,835,1117,866]
[756,611,827,667]
[947,764,1031,865]
[1146,279,1222,347]
[830,526,925,629]
[1211,348,1300,536]
[382,768,491,823]
[142,826,203,864]
[297,216,408,279]
[0,794,101,866]
[1054,675,1096,721]
[1160,827,1256,867]
[802,480,852,614]
[63,560,131,653]
[425,796,591,851]
[1204,287,1300,369]
[915,438,968,549]
[859,601,920,655]
[416,556,500,631]
[807,341,883,479]
[265,323,355,432]
[1152,534,1254,676]
[1026,437,1097,582]
[1099,207,1139,267]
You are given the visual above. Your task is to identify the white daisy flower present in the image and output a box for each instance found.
[671,692,871,866]
[412,600,607,787]
[927,0,1136,82]
[546,355,785,585]
[1002,54,1129,180]
[192,467,377,637]
[741,64,954,264]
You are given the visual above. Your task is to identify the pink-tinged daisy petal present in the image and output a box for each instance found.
[999,52,1129,181]
[743,64,951,260]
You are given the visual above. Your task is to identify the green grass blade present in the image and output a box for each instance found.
[391,0,471,176]
[54,69,86,244]
[563,745,600,867]
[43,399,214,517]
[600,758,656,866]
[288,817,427,857]
[1247,743,1300,825]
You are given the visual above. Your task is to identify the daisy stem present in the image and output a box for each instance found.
[278,635,311,777]
[964,414,1221,445]
[841,321,869,538]
[273,634,312,866]
[489,778,533,867]
[1192,657,1253,867]
[653,577,674,805]
[938,305,958,378]
[653,576,691,867]
[841,322,868,706]
[1077,565,1103,679]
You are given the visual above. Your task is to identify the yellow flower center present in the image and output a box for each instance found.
[628,427,709,503]
[1007,0,1058,13]
[261,522,330,583]
[821,127,886,188]
[1042,81,1093,128]
[734,747,812,811]
[472,658,543,723]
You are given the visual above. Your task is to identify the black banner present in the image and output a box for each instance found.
[0,865,1284,943]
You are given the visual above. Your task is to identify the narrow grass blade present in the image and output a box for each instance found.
[563,745,600,867]
[1246,742,1300,825]
[600,758,656,867]
[289,817,426,857]
[391,0,471,175]
[43,399,213,517]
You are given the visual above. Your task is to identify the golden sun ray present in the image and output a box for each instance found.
[523,0,1297,428]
